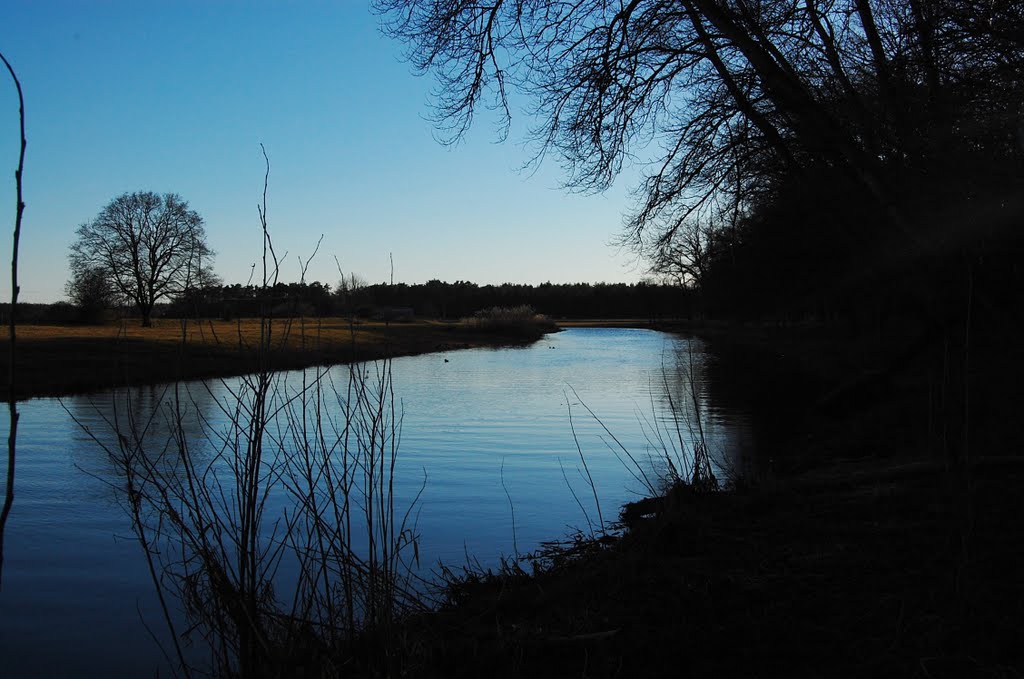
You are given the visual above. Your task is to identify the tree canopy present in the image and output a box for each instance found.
[376,0,1024,319]
[69,191,213,326]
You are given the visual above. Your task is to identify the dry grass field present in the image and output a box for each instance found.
[1,317,550,400]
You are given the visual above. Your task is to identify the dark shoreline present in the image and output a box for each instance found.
[397,455,1024,678]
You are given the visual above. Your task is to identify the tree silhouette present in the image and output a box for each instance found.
[65,266,117,323]
[376,0,1023,311]
[69,191,213,327]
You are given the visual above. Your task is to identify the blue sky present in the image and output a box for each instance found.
[0,1,646,303]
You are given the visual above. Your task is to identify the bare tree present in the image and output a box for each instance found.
[333,262,368,318]
[647,220,722,289]
[375,0,1023,273]
[65,266,118,322]
[69,191,213,326]
[335,271,367,296]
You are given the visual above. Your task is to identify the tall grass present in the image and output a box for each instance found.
[77,358,424,676]
[647,338,719,492]
[560,337,722,537]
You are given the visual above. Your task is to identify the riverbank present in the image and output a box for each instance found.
[394,456,1023,678]
[372,321,1024,677]
[0,317,555,401]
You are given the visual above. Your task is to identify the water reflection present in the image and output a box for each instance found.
[654,337,756,483]
[65,380,223,483]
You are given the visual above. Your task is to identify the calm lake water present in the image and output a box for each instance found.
[0,327,753,677]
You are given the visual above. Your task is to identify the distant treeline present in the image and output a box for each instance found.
[6,280,699,324]
[168,280,694,321]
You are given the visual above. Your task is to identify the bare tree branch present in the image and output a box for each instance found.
[0,49,25,588]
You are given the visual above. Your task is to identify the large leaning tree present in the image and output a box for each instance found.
[374,0,1023,303]
[69,191,213,326]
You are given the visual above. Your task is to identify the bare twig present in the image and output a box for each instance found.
[0,49,26,588]
[565,390,604,533]
[500,457,519,559]
[75,148,425,676]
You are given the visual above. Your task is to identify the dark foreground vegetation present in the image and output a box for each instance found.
[371,325,1024,678]
[398,459,1024,678]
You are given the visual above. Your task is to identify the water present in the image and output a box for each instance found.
[0,327,752,676]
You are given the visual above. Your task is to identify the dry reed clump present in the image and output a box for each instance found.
[463,305,557,335]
